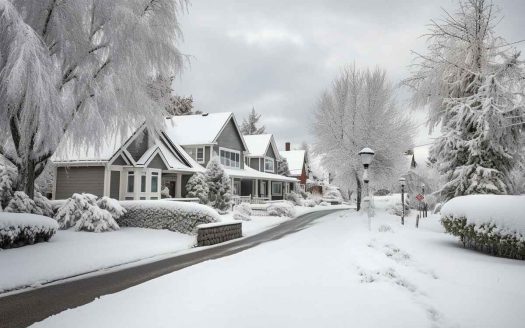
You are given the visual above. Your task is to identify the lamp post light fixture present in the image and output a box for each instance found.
[399,177,406,225]
[359,148,375,231]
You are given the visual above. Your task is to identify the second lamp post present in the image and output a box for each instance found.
[399,177,406,225]
[358,148,375,231]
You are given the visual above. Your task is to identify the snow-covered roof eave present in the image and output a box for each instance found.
[225,167,298,182]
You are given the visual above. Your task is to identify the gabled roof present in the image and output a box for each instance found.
[52,124,141,163]
[136,145,192,171]
[279,150,306,176]
[163,112,235,145]
[243,134,281,160]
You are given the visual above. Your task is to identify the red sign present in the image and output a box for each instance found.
[416,194,424,201]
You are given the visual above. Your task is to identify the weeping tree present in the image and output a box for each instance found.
[0,0,187,199]
[313,64,414,210]
[403,0,525,201]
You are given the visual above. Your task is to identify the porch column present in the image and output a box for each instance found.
[175,173,182,198]
[255,179,258,198]
[268,179,272,200]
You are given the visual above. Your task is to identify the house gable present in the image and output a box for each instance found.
[126,129,151,162]
[110,154,128,166]
[147,153,168,170]
[215,118,246,152]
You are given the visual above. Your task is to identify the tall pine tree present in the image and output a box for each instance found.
[404,0,525,201]
[240,107,266,135]
[205,158,232,213]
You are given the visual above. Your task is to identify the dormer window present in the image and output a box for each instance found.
[264,157,274,172]
[219,148,240,169]
[196,147,205,164]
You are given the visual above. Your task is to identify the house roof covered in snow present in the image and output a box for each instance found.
[279,150,306,176]
[243,134,281,159]
[163,112,237,146]
[224,166,297,182]
[52,124,140,163]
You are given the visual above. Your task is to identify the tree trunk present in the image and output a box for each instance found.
[16,159,36,199]
[355,171,362,211]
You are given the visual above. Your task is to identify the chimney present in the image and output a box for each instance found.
[285,142,291,151]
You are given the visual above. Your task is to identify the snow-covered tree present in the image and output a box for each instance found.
[55,193,119,232]
[186,172,209,204]
[147,75,197,116]
[403,0,525,201]
[205,158,232,213]
[240,107,266,135]
[0,0,187,199]
[277,158,290,176]
[313,65,414,210]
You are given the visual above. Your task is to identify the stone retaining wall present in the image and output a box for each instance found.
[197,222,242,246]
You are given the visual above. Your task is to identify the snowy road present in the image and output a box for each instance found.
[0,209,345,328]
[27,208,525,328]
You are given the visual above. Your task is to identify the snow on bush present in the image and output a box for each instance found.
[323,185,343,204]
[285,191,304,206]
[441,195,525,260]
[97,197,127,219]
[233,203,252,221]
[119,200,219,234]
[267,201,296,218]
[0,212,58,249]
[186,172,209,204]
[303,199,317,207]
[388,201,411,217]
[54,193,120,232]
[34,191,54,217]
[0,162,15,209]
[4,191,43,215]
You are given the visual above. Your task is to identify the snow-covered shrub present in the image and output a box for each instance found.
[319,201,330,206]
[303,199,316,207]
[4,191,43,215]
[34,192,54,217]
[54,193,119,232]
[0,162,15,209]
[307,193,323,205]
[186,172,209,204]
[374,189,390,196]
[233,203,252,221]
[161,186,171,198]
[267,201,295,218]
[322,185,343,204]
[205,158,232,213]
[441,195,525,260]
[119,200,219,234]
[97,196,126,220]
[388,201,410,217]
[285,191,304,206]
[0,212,58,249]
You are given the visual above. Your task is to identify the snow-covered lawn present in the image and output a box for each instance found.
[0,204,347,294]
[34,206,525,328]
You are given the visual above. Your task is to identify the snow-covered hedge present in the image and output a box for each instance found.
[55,194,121,232]
[0,212,58,249]
[233,203,252,221]
[267,201,296,218]
[441,195,525,260]
[119,200,219,234]
[322,185,343,204]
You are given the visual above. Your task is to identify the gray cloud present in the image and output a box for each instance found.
[173,0,525,149]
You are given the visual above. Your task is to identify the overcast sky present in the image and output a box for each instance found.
[173,0,525,151]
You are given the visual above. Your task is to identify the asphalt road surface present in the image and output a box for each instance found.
[0,208,348,328]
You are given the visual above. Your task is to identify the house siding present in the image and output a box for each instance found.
[111,155,127,166]
[55,166,105,199]
[248,158,260,171]
[126,130,150,162]
[148,154,168,170]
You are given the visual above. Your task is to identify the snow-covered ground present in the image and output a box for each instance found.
[0,205,346,294]
[33,203,525,328]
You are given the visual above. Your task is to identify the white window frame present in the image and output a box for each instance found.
[264,157,275,173]
[196,147,205,164]
[219,147,241,169]
[271,181,282,196]
[124,168,162,200]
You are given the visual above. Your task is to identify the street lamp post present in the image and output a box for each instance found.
[359,148,375,231]
[421,183,426,218]
[399,177,406,225]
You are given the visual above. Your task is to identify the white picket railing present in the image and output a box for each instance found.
[231,195,270,206]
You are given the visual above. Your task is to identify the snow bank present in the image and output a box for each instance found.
[119,201,219,234]
[0,213,58,249]
[441,195,525,235]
